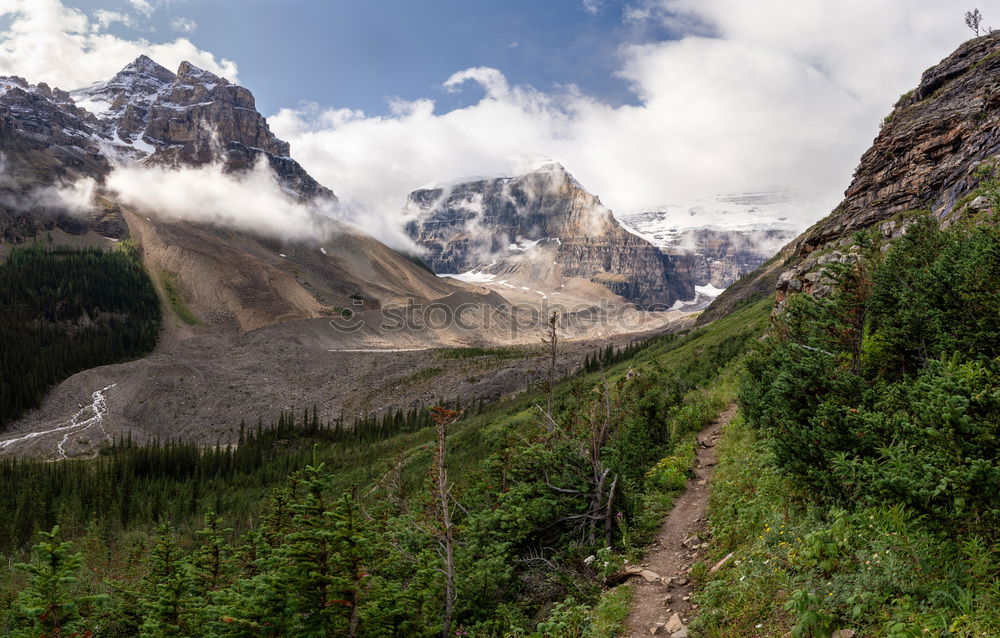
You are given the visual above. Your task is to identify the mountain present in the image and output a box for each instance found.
[403,163,693,309]
[2,58,675,457]
[619,192,802,289]
[701,32,1000,322]
[72,56,331,199]
[0,56,476,334]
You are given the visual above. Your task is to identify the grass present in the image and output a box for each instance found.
[689,414,1000,637]
[588,585,633,638]
[629,296,772,381]
[432,346,534,360]
[158,270,200,325]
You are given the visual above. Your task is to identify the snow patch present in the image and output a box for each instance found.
[74,97,113,117]
[618,191,808,250]
[440,271,497,283]
[695,283,726,298]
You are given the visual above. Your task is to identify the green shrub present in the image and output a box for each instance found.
[742,216,1000,530]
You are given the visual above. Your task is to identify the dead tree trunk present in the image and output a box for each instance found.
[541,311,559,423]
[431,406,461,638]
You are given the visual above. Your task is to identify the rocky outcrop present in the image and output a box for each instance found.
[777,33,1000,300]
[404,163,693,309]
[700,33,1000,322]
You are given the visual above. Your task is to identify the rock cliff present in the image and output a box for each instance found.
[404,163,693,309]
[702,33,1000,321]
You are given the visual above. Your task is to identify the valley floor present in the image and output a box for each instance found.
[0,320,682,459]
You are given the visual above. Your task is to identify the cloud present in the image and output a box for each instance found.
[443,67,510,97]
[31,178,99,214]
[92,10,135,30]
[171,17,197,34]
[271,0,972,246]
[126,0,153,18]
[582,0,602,15]
[0,0,238,89]
[0,152,98,214]
[104,159,336,243]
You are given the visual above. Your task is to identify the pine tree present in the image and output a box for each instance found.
[14,526,105,638]
[140,524,202,638]
[192,511,233,594]
[280,458,359,636]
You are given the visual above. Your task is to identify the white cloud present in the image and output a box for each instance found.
[104,159,335,242]
[271,0,973,246]
[444,67,510,97]
[171,17,197,34]
[92,10,134,31]
[0,152,98,213]
[582,0,602,15]
[0,0,238,89]
[33,177,99,214]
[127,0,153,18]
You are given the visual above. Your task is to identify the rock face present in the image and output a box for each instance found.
[404,163,693,309]
[778,33,1000,301]
[73,56,333,200]
[704,33,1000,320]
[0,76,115,243]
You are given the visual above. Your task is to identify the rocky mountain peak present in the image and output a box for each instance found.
[405,165,693,309]
[75,55,174,113]
[175,60,216,80]
[118,55,176,85]
[0,52,335,248]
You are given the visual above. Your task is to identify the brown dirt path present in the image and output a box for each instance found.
[623,403,737,637]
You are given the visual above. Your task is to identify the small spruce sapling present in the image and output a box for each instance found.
[15,526,106,638]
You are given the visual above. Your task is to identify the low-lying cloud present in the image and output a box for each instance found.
[0,152,98,215]
[271,0,972,245]
[105,159,335,243]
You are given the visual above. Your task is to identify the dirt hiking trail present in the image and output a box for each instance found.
[623,403,737,637]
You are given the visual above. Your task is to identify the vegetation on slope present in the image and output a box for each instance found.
[0,244,161,429]
[694,216,1000,637]
[0,297,769,637]
[7,211,992,637]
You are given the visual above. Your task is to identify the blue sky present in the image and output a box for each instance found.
[63,0,679,115]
